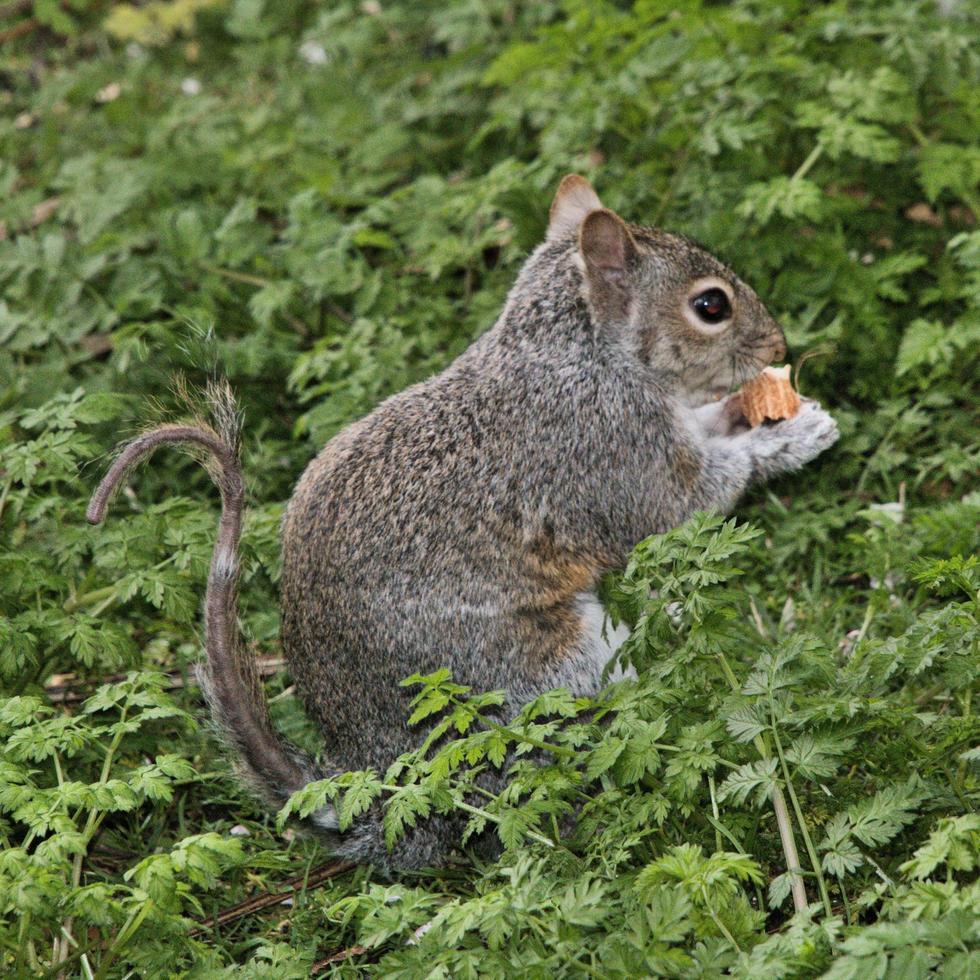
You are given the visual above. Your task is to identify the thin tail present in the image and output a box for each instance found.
[87,384,320,810]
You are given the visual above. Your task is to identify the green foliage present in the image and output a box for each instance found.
[104,0,228,46]
[271,514,978,975]
[1,0,977,974]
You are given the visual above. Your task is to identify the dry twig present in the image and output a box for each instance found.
[0,16,38,44]
[190,860,356,939]
[311,945,369,973]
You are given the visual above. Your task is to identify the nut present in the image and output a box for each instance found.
[740,365,800,427]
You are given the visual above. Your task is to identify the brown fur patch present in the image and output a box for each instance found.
[672,443,702,490]
[514,532,608,668]
[515,601,585,670]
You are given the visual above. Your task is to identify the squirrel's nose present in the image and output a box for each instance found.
[772,333,788,363]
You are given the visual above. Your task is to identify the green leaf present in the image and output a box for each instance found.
[917,143,980,203]
[738,177,825,224]
[896,319,954,377]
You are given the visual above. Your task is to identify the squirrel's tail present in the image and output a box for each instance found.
[87,383,335,826]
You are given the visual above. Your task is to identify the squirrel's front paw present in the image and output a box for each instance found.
[748,398,839,480]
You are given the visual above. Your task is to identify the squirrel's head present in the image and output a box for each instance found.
[546,175,787,405]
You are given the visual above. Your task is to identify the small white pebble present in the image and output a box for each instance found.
[14,112,35,130]
[229,824,251,837]
[181,77,202,96]
[839,628,861,656]
[299,40,328,65]
[407,920,433,946]
[96,82,122,104]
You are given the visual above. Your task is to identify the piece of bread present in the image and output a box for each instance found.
[739,365,800,427]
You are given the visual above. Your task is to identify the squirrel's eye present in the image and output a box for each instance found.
[691,288,732,325]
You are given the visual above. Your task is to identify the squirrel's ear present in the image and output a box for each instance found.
[579,209,638,322]
[579,209,637,282]
[547,175,603,241]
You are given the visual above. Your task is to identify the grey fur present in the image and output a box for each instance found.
[90,178,838,873]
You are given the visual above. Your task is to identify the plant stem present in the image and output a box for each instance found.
[701,886,741,952]
[769,704,834,918]
[852,599,877,650]
[703,811,768,913]
[59,704,132,971]
[452,799,554,849]
[485,719,573,757]
[708,775,723,853]
[199,262,271,288]
[17,911,33,974]
[444,693,576,758]
[749,596,770,640]
[89,593,119,618]
[198,262,309,335]
[792,143,824,182]
[63,584,116,613]
[715,651,809,913]
[856,414,903,493]
[838,875,853,925]
[769,780,809,913]
[94,900,153,980]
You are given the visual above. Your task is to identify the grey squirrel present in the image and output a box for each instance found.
[88,176,839,871]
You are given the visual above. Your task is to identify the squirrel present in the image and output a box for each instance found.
[87,175,839,871]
